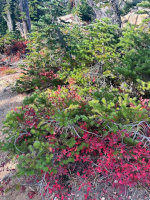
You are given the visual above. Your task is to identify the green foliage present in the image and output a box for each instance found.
[15,0,70,92]
[116,24,150,81]
[28,0,45,21]
[0,32,17,53]
[77,0,95,21]
[137,0,150,15]
[138,0,150,8]
[0,88,82,174]
[66,18,119,66]
[1,85,150,177]
[90,88,149,128]
[0,16,7,36]
[120,1,137,16]
[0,0,8,35]
[15,18,150,93]
[59,19,120,87]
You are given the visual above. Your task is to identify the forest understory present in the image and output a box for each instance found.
[0,0,150,200]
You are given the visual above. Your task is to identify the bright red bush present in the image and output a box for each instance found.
[41,124,150,199]
[4,41,28,56]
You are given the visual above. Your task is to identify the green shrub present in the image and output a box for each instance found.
[0,33,15,53]
[116,24,150,82]
[78,0,95,21]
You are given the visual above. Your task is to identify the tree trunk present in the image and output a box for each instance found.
[19,0,31,38]
[16,22,24,37]
[3,0,13,32]
[110,0,122,27]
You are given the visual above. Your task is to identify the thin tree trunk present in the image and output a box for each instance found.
[110,0,122,27]
[19,0,31,38]
[22,20,28,39]
[3,0,13,32]
[16,22,24,37]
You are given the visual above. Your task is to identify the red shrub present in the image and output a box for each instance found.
[41,125,150,199]
[39,70,57,80]
[4,41,28,57]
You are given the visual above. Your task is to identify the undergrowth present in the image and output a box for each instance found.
[0,18,150,200]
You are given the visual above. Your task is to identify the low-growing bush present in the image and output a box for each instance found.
[1,85,150,199]
[0,33,15,54]
[4,41,28,56]
[0,33,28,65]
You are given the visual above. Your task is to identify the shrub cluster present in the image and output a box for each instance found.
[1,19,150,199]
[0,33,28,65]
[1,84,150,199]
[15,20,150,93]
